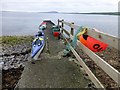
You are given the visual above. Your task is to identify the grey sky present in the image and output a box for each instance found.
[1,0,119,12]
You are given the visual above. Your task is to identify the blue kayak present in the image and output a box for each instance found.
[31,31,45,60]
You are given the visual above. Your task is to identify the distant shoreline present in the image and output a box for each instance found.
[78,12,120,16]
[1,11,120,16]
[60,12,120,16]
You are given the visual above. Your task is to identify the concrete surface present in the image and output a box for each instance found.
[16,21,90,88]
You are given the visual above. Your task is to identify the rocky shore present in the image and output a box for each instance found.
[1,44,31,70]
[1,36,33,70]
[1,36,33,89]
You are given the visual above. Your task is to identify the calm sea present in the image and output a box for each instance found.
[0,12,118,36]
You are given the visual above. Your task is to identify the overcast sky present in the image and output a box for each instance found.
[1,0,119,12]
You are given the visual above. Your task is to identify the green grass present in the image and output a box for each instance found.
[0,36,33,46]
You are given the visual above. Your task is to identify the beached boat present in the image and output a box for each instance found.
[39,21,47,30]
[31,31,45,60]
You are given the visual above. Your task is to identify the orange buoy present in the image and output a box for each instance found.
[79,35,108,52]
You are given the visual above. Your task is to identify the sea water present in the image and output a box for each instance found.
[0,11,118,36]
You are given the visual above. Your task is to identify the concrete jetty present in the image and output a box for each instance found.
[16,21,90,88]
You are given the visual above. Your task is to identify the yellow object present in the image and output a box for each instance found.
[33,37,43,42]
[39,38,43,40]
[76,27,87,38]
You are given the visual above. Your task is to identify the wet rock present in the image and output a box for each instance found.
[0,57,3,62]
[73,73,76,76]
[0,62,4,69]
[4,66,9,70]
[27,55,32,61]
[2,42,31,70]
[100,53,104,56]
[68,57,75,61]
[0,61,4,65]
[0,52,4,57]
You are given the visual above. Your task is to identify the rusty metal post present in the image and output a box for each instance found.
[71,22,74,36]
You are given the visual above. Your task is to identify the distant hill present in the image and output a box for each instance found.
[40,11,59,13]
[81,12,120,16]
[65,12,120,16]
[1,11,59,13]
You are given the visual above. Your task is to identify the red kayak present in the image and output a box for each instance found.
[39,22,47,30]
[40,22,47,26]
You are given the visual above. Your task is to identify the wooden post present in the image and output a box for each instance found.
[61,19,64,33]
[71,22,74,35]
[58,19,59,26]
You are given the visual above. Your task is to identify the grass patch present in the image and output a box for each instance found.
[0,36,33,46]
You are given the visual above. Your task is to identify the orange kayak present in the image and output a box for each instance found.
[79,34,108,52]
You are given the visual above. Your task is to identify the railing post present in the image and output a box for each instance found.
[71,22,74,36]
[61,19,64,33]
[58,19,59,26]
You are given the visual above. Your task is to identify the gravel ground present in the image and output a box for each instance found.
[76,46,120,89]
